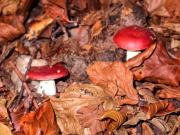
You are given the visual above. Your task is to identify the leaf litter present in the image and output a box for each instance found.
[0,0,179,135]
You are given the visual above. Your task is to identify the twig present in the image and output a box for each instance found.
[0,41,16,64]
[9,61,38,109]
[15,47,38,107]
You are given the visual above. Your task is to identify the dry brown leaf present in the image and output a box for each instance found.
[50,83,113,135]
[100,110,126,134]
[144,0,180,17]
[162,22,180,33]
[41,0,69,22]
[0,0,19,15]
[0,98,8,120]
[149,118,170,133]
[123,112,147,126]
[156,86,180,99]
[19,101,59,135]
[24,16,53,40]
[133,40,180,86]
[142,122,155,135]
[138,88,158,103]
[90,20,104,39]
[77,105,106,135]
[81,11,105,26]
[0,16,25,43]
[87,61,138,105]
[145,100,169,119]
[125,43,156,70]
[0,123,12,135]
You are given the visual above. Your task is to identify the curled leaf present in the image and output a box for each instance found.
[87,61,138,105]
[50,83,113,135]
[133,40,180,86]
[142,122,155,135]
[19,101,59,135]
[100,110,126,134]
[156,85,180,99]
[0,16,25,43]
[24,17,53,40]
[145,100,169,119]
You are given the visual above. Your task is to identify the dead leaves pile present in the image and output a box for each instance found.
[49,41,179,134]
[0,0,179,135]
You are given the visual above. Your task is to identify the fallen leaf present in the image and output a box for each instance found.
[142,122,155,135]
[133,40,180,86]
[90,20,104,39]
[19,101,59,135]
[156,85,180,99]
[24,16,53,40]
[41,0,69,22]
[0,16,25,43]
[144,100,169,119]
[144,0,180,17]
[123,112,147,126]
[149,118,170,133]
[77,104,107,135]
[87,61,139,105]
[100,110,126,134]
[0,123,12,135]
[138,88,158,103]
[50,83,113,135]
[0,98,8,120]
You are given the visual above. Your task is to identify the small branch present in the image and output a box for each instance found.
[9,61,38,109]
[0,41,16,64]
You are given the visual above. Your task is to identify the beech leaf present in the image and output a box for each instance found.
[87,61,139,105]
[133,40,180,86]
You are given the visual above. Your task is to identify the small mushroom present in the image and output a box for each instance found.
[113,25,154,60]
[27,63,69,95]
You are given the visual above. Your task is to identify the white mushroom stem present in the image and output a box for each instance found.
[126,51,141,60]
[37,80,56,96]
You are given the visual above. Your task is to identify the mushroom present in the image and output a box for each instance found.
[113,25,154,60]
[27,63,69,95]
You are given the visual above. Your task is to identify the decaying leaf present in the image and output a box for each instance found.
[133,40,180,86]
[156,85,180,99]
[19,101,59,135]
[123,112,147,126]
[90,20,105,39]
[138,88,158,103]
[0,16,25,43]
[125,43,156,70]
[87,61,139,105]
[100,110,126,134]
[0,123,12,135]
[50,83,113,135]
[0,98,8,120]
[77,104,106,135]
[41,0,69,22]
[149,118,170,133]
[144,0,180,17]
[24,16,54,40]
[144,100,169,119]
[142,122,155,135]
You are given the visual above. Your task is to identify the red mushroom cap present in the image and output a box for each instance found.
[113,25,154,51]
[26,63,69,80]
